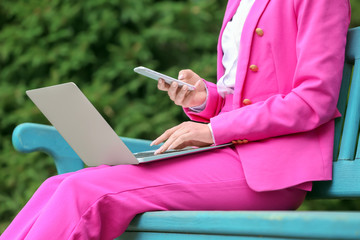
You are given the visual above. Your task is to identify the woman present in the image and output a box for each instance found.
[1,0,350,239]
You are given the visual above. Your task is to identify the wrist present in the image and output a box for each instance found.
[189,85,208,112]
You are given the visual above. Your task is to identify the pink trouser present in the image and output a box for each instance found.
[1,148,307,240]
[1,96,307,239]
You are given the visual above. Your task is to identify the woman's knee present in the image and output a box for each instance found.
[41,166,108,194]
[54,170,107,206]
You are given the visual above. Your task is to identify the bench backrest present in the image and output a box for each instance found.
[308,27,360,199]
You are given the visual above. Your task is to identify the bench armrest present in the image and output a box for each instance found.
[12,123,158,174]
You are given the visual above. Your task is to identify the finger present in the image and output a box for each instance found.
[168,133,192,150]
[151,128,177,146]
[181,79,203,106]
[154,139,174,155]
[152,133,172,148]
[178,69,190,80]
[154,131,184,154]
[151,125,181,146]
[194,79,203,91]
[174,85,189,105]
[179,69,198,83]
[167,82,179,101]
[150,127,175,146]
[154,127,190,154]
[157,78,170,91]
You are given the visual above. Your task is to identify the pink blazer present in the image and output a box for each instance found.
[185,0,351,191]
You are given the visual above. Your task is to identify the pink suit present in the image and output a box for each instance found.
[1,0,351,239]
[186,0,351,191]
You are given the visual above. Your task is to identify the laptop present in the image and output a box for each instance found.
[26,82,232,166]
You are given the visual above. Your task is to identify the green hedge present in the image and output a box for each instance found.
[1,0,360,233]
[0,0,225,232]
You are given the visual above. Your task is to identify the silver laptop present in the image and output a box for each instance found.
[26,82,231,166]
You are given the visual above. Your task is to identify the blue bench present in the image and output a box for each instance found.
[12,27,360,239]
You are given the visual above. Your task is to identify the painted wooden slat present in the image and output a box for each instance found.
[119,211,360,240]
[338,60,360,161]
[307,160,360,198]
[118,232,297,240]
[356,132,360,159]
[336,26,360,161]
[345,27,360,61]
[333,62,353,160]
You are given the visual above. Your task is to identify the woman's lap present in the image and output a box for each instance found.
[1,146,307,240]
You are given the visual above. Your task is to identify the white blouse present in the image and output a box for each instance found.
[217,0,255,97]
[190,0,255,112]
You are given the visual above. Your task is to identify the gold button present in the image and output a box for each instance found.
[255,28,264,37]
[232,139,249,145]
[243,99,252,105]
[249,64,259,72]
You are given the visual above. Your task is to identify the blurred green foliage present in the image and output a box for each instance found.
[0,0,360,234]
[0,0,225,232]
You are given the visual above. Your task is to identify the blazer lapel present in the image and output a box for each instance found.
[232,0,271,108]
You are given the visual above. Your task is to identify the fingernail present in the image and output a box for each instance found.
[178,74,184,79]
[154,147,162,155]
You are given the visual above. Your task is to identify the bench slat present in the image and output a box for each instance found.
[119,211,360,240]
[338,60,360,161]
[308,160,360,198]
[119,232,297,240]
[333,62,352,160]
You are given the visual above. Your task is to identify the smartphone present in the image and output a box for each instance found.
[134,66,195,91]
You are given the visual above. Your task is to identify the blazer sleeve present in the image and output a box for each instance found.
[210,0,351,145]
[183,80,224,123]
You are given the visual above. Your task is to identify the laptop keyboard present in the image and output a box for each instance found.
[133,150,156,158]
[133,147,196,159]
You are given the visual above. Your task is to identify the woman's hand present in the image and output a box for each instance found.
[151,121,214,155]
[157,69,207,108]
